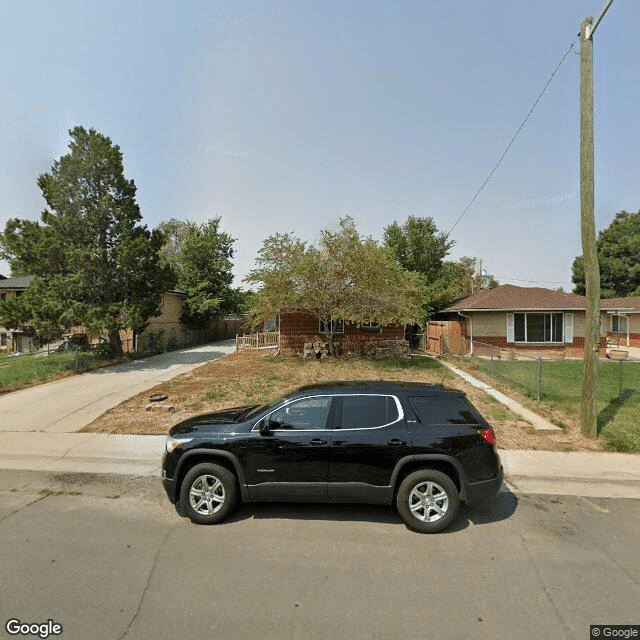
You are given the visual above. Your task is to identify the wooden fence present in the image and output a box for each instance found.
[427,320,468,356]
[235,331,280,351]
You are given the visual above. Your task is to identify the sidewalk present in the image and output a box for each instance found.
[0,340,236,433]
[500,450,640,499]
[439,359,561,433]
[0,431,638,499]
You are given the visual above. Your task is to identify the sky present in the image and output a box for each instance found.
[1,0,639,291]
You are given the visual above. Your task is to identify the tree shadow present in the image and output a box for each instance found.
[597,389,635,433]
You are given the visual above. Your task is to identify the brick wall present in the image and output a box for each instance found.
[606,331,640,348]
[475,335,607,358]
[280,312,404,356]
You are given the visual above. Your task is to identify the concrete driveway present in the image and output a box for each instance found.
[0,340,236,433]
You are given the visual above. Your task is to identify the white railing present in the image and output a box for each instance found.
[235,331,279,351]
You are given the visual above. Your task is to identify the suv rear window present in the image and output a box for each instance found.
[408,396,482,425]
[339,395,399,429]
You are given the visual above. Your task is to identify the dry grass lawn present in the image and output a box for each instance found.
[81,349,605,452]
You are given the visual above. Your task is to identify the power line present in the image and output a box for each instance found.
[447,42,576,236]
[494,275,574,286]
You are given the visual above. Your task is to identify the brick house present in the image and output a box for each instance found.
[434,285,606,358]
[279,312,405,356]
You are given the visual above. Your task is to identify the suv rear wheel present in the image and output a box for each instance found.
[396,469,460,533]
[180,462,237,525]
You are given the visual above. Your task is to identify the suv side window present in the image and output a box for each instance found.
[408,396,481,425]
[338,395,399,429]
[268,396,333,430]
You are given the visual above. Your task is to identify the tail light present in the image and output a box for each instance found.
[479,427,496,445]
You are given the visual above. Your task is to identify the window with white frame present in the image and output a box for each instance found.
[319,318,344,334]
[611,315,628,333]
[511,312,564,343]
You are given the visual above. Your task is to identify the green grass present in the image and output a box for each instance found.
[451,355,640,453]
[0,351,99,391]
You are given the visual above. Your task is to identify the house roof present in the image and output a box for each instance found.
[601,297,640,312]
[0,275,34,290]
[442,285,588,312]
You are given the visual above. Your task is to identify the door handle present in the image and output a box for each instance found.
[332,440,346,446]
[388,439,405,446]
[309,438,327,445]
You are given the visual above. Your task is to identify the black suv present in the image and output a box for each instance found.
[161,381,503,533]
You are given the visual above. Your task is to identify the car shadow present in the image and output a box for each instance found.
[186,483,518,532]
[449,484,518,533]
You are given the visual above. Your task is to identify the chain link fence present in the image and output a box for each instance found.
[443,337,640,414]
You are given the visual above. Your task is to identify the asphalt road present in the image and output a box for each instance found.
[0,472,638,640]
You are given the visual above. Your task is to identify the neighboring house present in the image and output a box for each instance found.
[602,297,640,347]
[0,275,34,353]
[279,311,404,356]
[434,285,605,358]
[0,280,190,354]
[120,290,187,351]
[121,291,246,352]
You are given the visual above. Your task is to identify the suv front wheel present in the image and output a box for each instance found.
[180,462,237,525]
[396,469,460,533]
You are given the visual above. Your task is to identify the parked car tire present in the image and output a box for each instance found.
[396,469,460,533]
[179,463,237,525]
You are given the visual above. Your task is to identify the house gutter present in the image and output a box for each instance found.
[457,312,473,356]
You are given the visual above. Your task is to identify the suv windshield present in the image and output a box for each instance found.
[239,404,268,421]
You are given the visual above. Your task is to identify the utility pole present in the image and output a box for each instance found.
[579,0,614,437]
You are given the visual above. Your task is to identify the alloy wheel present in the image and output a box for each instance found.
[408,480,449,523]
[189,474,225,516]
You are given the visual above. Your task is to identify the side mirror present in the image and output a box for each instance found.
[257,419,271,436]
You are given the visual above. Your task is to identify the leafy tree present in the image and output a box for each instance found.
[572,210,640,297]
[439,257,499,302]
[383,216,497,312]
[246,217,426,356]
[0,126,170,355]
[383,216,452,282]
[0,283,67,347]
[157,218,238,329]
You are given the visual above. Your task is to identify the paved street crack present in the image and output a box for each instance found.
[0,492,58,523]
[117,522,178,639]
[515,525,576,639]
